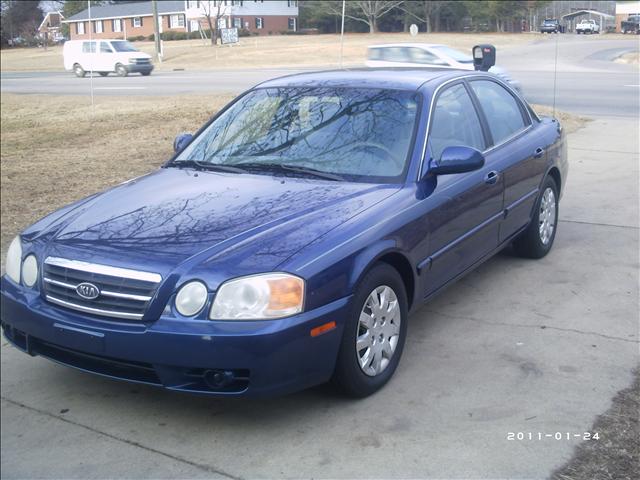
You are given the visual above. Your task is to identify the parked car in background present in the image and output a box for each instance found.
[540,19,561,33]
[1,66,567,398]
[621,14,640,34]
[63,39,153,77]
[366,44,521,93]
[576,19,600,34]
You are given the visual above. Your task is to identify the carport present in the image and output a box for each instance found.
[561,10,615,32]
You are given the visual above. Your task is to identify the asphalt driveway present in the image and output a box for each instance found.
[1,113,638,478]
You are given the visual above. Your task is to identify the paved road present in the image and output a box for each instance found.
[1,36,638,117]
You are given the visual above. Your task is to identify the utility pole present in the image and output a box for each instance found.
[152,0,162,62]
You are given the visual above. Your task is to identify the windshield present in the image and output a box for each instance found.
[173,87,420,183]
[111,41,138,52]
[431,45,472,63]
[543,19,557,24]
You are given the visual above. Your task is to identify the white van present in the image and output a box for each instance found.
[63,39,154,77]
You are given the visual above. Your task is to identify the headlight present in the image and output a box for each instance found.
[210,273,304,320]
[22,255,38,287]
[175,281,208,317]
[5,236,22,284]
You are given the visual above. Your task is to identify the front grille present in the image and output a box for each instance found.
[42,257,162,321]
[132,58,151,65]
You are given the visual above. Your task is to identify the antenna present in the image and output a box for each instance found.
[552,29,559,118]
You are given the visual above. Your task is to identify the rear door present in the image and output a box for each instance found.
[421,82,504,296]
[467,79,546,242]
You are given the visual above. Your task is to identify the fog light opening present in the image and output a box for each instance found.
[203,369,235,389]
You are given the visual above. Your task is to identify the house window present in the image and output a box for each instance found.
[255,17,263,29]
[169,14,185,28]
[233,17,242,28]
[112,18,122,32]
[132,17,142,28]
[76,22,85,35]
[288,17,296,30]
[94,20,103,33]
[189,20,200,31]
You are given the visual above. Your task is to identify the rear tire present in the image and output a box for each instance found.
[73,64,86,78]
[513,176,559,259]
[332,263,408,398]
[115,64,128,77]
[141,71,151,76]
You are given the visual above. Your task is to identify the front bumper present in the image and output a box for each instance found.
[1,277,350,397]
[126,64,154,74]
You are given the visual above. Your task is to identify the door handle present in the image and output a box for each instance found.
[484,170,499,185]
[534,147,545,158]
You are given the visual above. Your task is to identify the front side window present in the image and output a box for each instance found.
[100,41,112,53]
[429,83,485,160]
[82,41,96,53]
[469,80,527,145]
[174,87,420,183]
[409,48,447,65]
[111,40,138,52]
[430,45,473,64]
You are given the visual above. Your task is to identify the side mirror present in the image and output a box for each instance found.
[173,133,193,153]
[429,146,485,175]
[473,44,496,72]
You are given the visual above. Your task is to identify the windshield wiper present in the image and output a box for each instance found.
[233,162,345,182]
[171,159,247,174]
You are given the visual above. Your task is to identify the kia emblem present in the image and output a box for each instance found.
[76,282,100,300]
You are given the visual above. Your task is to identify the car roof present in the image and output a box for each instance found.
[256,68,485,91]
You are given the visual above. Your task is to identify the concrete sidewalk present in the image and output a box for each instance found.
[1,116,638,479]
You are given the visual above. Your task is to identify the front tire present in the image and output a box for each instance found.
[332,263,408,398]
[73,64,86,78]
[513,176,559,259]
[115,64,128,77]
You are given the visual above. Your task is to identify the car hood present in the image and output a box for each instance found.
[27,168,399,279]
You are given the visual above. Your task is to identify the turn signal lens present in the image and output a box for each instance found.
[210,273,305,320]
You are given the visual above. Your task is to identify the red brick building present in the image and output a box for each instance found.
[64,0,299,40]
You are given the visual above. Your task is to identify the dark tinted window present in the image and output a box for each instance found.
[469,80,527,144]
[429,84,485,159]
[176,87,419,182]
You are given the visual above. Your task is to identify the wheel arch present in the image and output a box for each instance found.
[348,242,417,311]
[547,166,562,196]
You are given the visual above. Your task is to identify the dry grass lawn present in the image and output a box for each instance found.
[0,93,586,260]
[614,50,640,65]
[1,32,543,72]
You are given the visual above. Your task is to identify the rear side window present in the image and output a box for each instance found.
[429,83,485,159]
[381,47,411,63]
[469,80,527,145]
[82,41,96,53]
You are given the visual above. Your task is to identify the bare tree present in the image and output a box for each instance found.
[399,0,444,33]
[327,1,404,33]
[201,0,225,46]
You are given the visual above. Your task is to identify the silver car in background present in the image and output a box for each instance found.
[366,43,521,93]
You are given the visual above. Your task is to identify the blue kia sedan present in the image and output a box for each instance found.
[1,68,567,397]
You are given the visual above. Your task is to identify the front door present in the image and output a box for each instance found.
[421,82,504,297]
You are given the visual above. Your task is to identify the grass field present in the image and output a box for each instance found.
[2,32,546,72]
[0,92,585,259]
